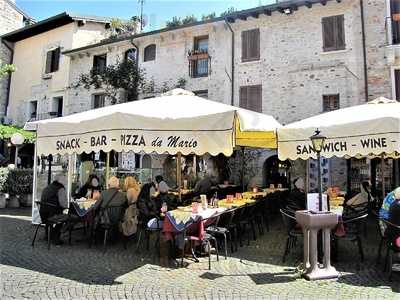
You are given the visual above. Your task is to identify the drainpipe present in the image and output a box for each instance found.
[224,18,235,106]
[360,0,369,102]
[2,40,14,121]
[130,39,139,100]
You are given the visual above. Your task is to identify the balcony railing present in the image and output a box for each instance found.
[188,49,211,78]
[28,112,62,122]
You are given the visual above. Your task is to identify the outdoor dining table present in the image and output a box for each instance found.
[162,206,226,241]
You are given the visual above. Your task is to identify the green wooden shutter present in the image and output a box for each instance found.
[45,50,52,73]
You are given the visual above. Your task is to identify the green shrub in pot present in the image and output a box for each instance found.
[7,169,33,207]
[0,167,9,208]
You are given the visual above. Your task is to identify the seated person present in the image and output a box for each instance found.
[286,178,306,211]
[39,175,68,245]
[76,174,101,200]
[138,182,162,229]
[193,174,214,195]
[379,187,400,220]
[155,175,170,194]
[387,197,400,249]
[93,176,127,226]
[346,181,373,208]
[121,176,140,237]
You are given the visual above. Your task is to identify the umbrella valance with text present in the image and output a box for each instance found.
[25,89,281,156]
[278,97,400,160]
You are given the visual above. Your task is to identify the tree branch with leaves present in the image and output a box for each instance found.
[70,59,146,104]
[0,60,16,78]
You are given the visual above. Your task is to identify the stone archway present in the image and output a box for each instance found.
[262,155,291,188]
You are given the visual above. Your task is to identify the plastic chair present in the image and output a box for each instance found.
[280,208,303,262]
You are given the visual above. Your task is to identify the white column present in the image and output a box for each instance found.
[31,132,39,224]
[66,154,74,207]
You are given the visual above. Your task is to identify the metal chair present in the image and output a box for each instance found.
[181,216,219,270]
[332,213,368,262]
[90,205,126,252]
[239,203,258,246]
[381,218,400,281]
[31,201,71,250]
[206,209,235,259]
[280,208,303,262]
[136,216,162,253]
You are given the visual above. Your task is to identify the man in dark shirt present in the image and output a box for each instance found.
[40,176,68,244]
[193,175,215,195]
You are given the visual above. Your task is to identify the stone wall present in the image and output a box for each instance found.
[0,0,25,120]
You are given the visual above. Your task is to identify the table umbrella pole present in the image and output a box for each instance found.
[67,154,73,207]
[32,132,38,224]
[176,152,183,190]
[381,155,385,201]
[241,147,245,192]
[106,152,110,185]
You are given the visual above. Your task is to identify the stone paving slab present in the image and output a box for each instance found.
[1,208,399,299]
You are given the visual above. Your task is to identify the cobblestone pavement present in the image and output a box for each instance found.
[1,208,399,299]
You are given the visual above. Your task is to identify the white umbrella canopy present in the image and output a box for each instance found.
[278,97,400,160]
[25,89,281,156]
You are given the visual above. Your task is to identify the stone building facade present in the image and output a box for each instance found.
[0,0,31,121]
[56,0,389,190]
[2,13,112,126]
[5,0,393,190]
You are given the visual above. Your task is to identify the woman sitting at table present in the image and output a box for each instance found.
[121,176,140,237]
[138,182,163,229]
[76,174,102,200]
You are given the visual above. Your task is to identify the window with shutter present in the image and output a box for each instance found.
[45,47,60,74]
[242,29,260,62]
[322,94,340,112]
[322,15,345,52]
[144,44,156,62]
[395,69,400,100]
[93,54,107,73]
[391,0,400,44]
[93,94,106,108]
[240,85,262,112]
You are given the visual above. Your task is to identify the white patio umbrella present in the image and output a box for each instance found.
[278,97,400,160]
[26,89,281,157]
[277,97,400,199]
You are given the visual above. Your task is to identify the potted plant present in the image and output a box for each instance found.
[0,167,9,208]
[8,169,33,207]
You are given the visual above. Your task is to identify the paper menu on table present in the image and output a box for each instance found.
[307,193,328,211]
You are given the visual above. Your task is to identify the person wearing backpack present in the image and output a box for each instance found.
[93,176,127,230]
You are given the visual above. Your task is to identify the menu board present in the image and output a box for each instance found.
[307,193,328,211]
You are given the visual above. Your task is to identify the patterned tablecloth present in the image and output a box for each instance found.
[163,207,226,240]
[71,199,97,217]
[218,198,255,208]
